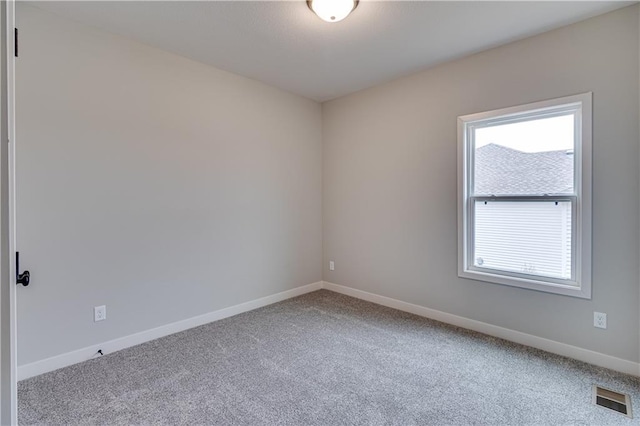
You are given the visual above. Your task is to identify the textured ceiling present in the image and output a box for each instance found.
[30,1,634,102]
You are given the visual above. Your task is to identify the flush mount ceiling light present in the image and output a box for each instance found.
[307,0,359,23]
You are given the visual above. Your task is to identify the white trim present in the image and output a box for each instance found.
[18,281,323,381]
[322,281,640,377]
[1,2,18,424]
[17,279,640,381]
[457,93,593,299]
[637,3,640,380]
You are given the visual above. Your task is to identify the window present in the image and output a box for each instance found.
[458,93,592,298]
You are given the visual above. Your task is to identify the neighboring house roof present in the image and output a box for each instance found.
[474,143,574,195]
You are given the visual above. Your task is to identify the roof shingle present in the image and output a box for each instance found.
[474,143,574,196]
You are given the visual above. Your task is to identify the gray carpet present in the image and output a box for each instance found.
[18,290,640,425]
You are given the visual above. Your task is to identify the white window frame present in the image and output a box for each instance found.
[457,93,592,299]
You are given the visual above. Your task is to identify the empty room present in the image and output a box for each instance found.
[0,0,639,424]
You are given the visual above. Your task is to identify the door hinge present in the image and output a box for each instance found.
[14,28,18,57]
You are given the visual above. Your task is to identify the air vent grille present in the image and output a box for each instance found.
[593,385,632,418]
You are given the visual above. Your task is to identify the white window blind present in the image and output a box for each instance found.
[474,200,572,280]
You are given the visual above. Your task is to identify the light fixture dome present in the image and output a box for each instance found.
[307,0,359,23]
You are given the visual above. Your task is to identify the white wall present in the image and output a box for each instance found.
[15,3,640,370]
[16,5,322,366]
[323,5,640,363]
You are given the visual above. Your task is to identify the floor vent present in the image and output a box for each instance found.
[593,385,632,418]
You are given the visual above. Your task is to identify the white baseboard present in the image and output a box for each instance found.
[322,281,640,377]
[18,281,323,381]
[19,280,639,380]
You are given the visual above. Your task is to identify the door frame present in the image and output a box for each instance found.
[1,0,18,424]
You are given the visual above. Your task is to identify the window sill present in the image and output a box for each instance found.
[458,268,591,299]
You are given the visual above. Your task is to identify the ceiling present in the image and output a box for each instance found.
[30,1,634,102]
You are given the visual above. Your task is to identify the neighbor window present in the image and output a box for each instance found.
[458,93,592,298]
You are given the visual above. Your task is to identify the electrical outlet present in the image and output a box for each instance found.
[329,261,335,271]
[94,305,106,322]
[594,311,607,329]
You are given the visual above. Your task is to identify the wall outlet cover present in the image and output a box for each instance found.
[94,305,107,322]
[594,312,607,329]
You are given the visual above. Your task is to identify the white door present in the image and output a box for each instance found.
[1,1,18,424]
